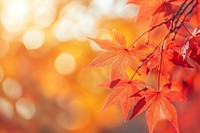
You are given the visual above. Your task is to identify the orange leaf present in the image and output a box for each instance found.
[101,77,144,121]
[128,0,179,20]
[130,84,187,133]
[162,91,188,102]
[85,30,144,80]
[160,97,179,133]
[128,0,161,20]
[146,94,161,133]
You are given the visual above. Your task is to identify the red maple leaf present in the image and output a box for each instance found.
[188,3,200,26]
[129,83,188,133]
[146,42,192,80]
[184,28,200,65]
[83,1,199,132]
[170,51,193,67]
[178,28,200,66]
[99,75,145,121]
[153,0,179,17]
[146,47,173,81]
[84,29,144,79]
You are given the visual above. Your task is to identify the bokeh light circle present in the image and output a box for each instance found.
[54,19,73,41]
[23,27,45,50]
[54,53,76,75]
[0,97,13,119]
[2,78,22,99]
[33,4,56,28]
[16,98,36,120]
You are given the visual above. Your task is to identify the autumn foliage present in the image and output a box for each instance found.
[85,0,200,133]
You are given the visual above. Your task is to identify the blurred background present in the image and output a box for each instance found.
[0,0,199,133]
[0,0,146,133]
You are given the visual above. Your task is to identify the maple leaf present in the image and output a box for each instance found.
[189,4,200,26]
[146,47,173,81]
[186,29,200,65]
[129,83,188,133]
[153,0,179,17]
[128,0,180,20]
[99,75,144,121]
[169,51,193,67]
[179,28,200,65]
[84,29,144,79]
[128,0,161,20]
[146,42,192,80]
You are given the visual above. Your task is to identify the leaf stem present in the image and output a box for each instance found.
[157,44,164,91]
[129,42,162,81]
[157,31,171,90]
[127,20,171,49]
[182,23,193,36]
[127,30,152,49]
[128,0,198,82]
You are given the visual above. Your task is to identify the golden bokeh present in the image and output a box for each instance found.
[23,27,45,50]
[54,52,76,75]
[0,0,151,133]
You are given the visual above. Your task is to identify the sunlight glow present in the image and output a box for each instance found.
[56,2,96,41]
[33,3,56,28]
[1,0,30,32]
[91,0,113,15]
[90,0,137,18]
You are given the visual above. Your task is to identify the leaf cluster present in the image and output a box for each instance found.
[84,0,200,132]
